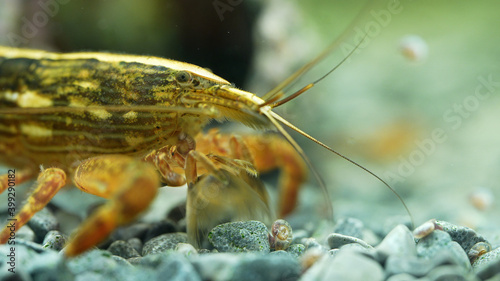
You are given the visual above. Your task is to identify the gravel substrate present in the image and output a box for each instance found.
[1,211,499,281]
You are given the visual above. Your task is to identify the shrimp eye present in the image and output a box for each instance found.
[175,71,192,84]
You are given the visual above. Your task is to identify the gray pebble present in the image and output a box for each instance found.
[143,219,177,242]
[154,252,201,281]
[127,256,143,266]
[332,217,364,239]
[175,242,198,257]
[302,251,384,281]
[302,237,325,251]
[435,220,488,253]
[417,230,471,270]
[208,221,270,253]
[426,265,479,281]
[108,240,141,259]
[142,232,188,256]
[42,230,67,251]
[127,238,143,254]
[111,255,133,267]
[286,243,305,258]
[231,254,300,281]
[386,273,419,281]
[374,224,416,262]
[270,250,290,257]
[16,225,35,242]
[386,251,469,278]
[327,233,372,249]
[28,207,59,243]
[67,249,158,281]
[191,253,241,281]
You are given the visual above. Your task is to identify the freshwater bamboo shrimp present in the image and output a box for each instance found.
[0,45,319,256]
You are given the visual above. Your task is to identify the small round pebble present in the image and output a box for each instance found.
[142,232,188,256]
[327,233,372,249]
[16,225,36,242]
[208,221,270,253]
[231,254,300,281]
[375,224,416,262]
[286,243,305,258]
[175,242,198,257]
[42,230,67,251]
[108,240,141,259]
[127,237,143,254]
[302,251,384,281]
[332,217,364,239]
[28,207,59,243]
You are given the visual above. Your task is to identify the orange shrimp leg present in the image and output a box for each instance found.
[0,168,36,194]
[63,155,159,257]
[0,168,66,243]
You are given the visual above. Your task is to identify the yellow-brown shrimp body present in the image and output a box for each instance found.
[0,46,296,256]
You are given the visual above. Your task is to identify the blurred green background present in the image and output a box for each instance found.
[1,0,499,239]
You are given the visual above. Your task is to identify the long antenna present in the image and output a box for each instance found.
[261,0,375,102]
[267,110,415,228]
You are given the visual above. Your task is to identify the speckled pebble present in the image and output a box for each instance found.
[143,219,177,242]
[127,237,143,254]
[332,217,364,239]
[27,207,59,243]
[302,250,384,281]
[142,232,188,256]
[375,224,416,262]
[417,230,471,270]
[231,254,300,281]
[435,220,488,253]
[475,257,500,281]
[208,221,270,253]
[42,230,67,251]
[108,240,141,259]
[286,243,305,258]
[327,233,372,249]
[175,242,198,257]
